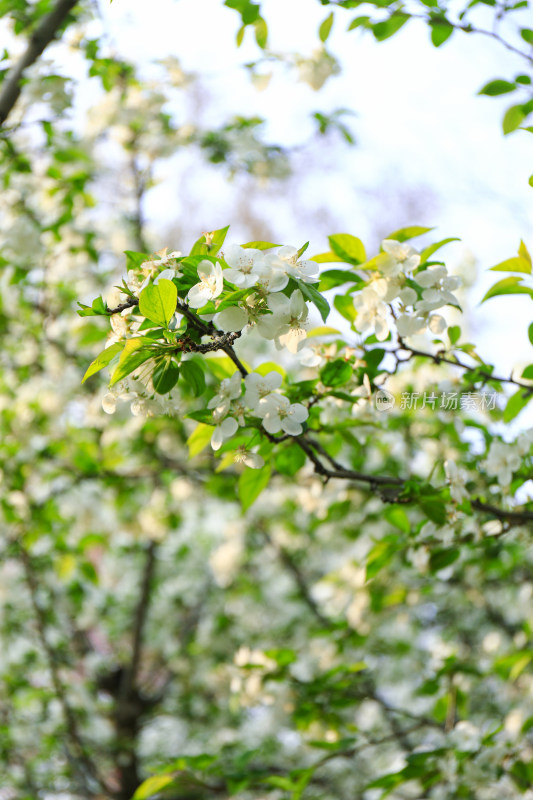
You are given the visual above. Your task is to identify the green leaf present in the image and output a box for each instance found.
[152,358,180,394]
[347,15,371,31]
[504,387,532,422]
[319,12,334,42]
[521,28,533,45]
[519,240,532,267]
[385,226,434,242]
[328,234,366,265]
[384,506,410,533]
[481,276,533,303]
[311,251,345,264]
[448,325,461,345]
[478,79,517,96]
[296,280,330,322]
[372,13,410,41]
[187,423,213,458]
[274,444,306,476]
[180,360,206,396]
[239,462,272,510]
[133,774,175,800]
[430,19,453,47]
[318,269,363,291]
[139,279,177,328]
[190,225,230,256]
[240,241,280,250]
[82,342,123,383]
[490,256,531,274]
[420,496,447,526]
[529,323,533,346]
[77,296,109,316]
[521,364,533,379]
[430,547,460,572]
[110,338,155,385]
[503,104,527,134]
[320,359,353,387]
[236,24,245,46]
[296,241,310,259]
[530,174,533,188]
[124,250,150,270]
[254,16,268,47]
[333,294,356,323]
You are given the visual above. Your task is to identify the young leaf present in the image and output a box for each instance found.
[504,387,532,422]
[334,294,356,323]
[318,269,363,291]
[319,12,334,42]
[180,360,206,396]
[133,775,175,800]
[124,250,150,270]
[190,226,230,256]
[152,358,180,394]
[430,19,453,47]
[254,16,268,47]
[481,276,533,303]
[385,226,434,242]
[239,462,272,510]
[240,241,280,250]
[372,13,410,41]
[320,359,353,387]
[328,234,366,265]
[274,445,306,476]
[502,104,527,135]
[489,256,531,274]
[187,423,214,458]
[139,279,177,328]
[110,338,155,385]
[296,280,330,322]
[82,342,123,383]
[478,79,516,96]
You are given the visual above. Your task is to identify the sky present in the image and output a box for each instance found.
[95,0,533,392]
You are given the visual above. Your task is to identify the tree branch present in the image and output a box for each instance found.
[17,543,109,795]
[0,0,79,127]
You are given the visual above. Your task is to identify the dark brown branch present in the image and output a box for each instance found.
[114,541,158,800]
[0,0,79,127]
[392,341,533,394]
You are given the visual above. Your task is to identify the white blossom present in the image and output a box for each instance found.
[257,290,309,353]
[187,260,223,308]
[222,244,266,288]
[234,446,265,469]
[445,460,469,503]
[256,394,308,435]
[214,305,249,332]
[353,285,390,341]
[265,245,319,284]
[244,371,282,411]
[483,441,521,486]
[208,372,242,417]
[211,416,238,451]
[381,239,421,276]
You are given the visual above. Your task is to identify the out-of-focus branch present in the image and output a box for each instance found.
[0,0,79,127]
[113,541,158,800]
[17,543,109,796]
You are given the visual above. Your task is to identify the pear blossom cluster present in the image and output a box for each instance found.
[482,430,533,486]
[207,370,309,459]
[185,244,319,354]
[354,240,461,341]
